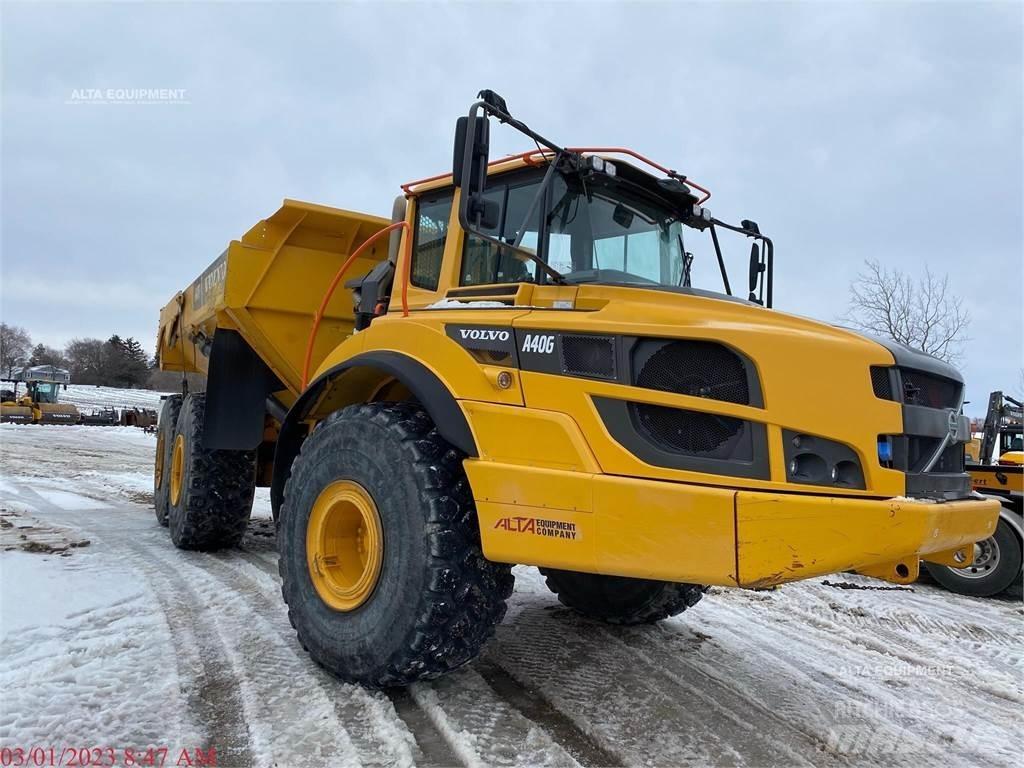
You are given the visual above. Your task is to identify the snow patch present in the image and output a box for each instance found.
[426,299,512,309]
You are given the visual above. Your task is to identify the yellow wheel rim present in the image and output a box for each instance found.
[306,480,383,612]
[169,434,186,506]
[155,432,166,489]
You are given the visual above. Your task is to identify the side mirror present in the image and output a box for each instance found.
[453,115,490,196]
[748,242,763,302]
[469,196,501,231]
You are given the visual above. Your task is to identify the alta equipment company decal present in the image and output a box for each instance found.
[493,516,581,540]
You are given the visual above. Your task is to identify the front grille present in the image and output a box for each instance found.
[870,366,894,400]
[633,340,750,405]
[560,334,616,380]
[900,369,961,409]
[890,435,965,474]
[632,403,746,457]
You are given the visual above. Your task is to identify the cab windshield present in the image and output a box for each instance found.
[545,173,684,286]
[30,382,59,403]
[460,166,723,292]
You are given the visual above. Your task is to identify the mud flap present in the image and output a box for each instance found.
[204,329,281,450]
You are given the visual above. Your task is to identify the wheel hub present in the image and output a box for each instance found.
[952,536,1000,579]
[306,480,383,611]
[169,434,186,506]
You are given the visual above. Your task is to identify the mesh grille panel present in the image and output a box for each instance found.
[632,403,745,456]
[634,341,749,404]
[901,369,961,409]
[560,335,616,379]
[870,366,894,400]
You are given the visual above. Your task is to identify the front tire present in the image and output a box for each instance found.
[154,395,182,526]
[278,402,514,688]
[541,568,707,625]
[924,517,1022,597]
[167,393,256,551]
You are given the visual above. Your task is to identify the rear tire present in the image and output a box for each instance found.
[278,402,514,688]
[168,393,256,551]
[924,517,1022,597]
[541,568,707,625]
[154,395,182,526]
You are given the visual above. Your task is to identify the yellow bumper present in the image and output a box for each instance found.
[467,461,1001,588]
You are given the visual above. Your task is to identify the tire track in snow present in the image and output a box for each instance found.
[491,598,815,767]
[139,539,405,768]
[56,508,368,768]
[221,540,598,768]
[692,593,1019,765]
[472,657,623,768]
[191,546,462,768]
[227,548,466,768]
[128,552,256,766]
[7,483,252,763]
[408,670,580,768]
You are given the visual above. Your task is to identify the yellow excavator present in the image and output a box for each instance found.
[0,366,80,425]
[924,391,1022,596]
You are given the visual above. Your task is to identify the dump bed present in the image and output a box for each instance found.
[157,199,390,396]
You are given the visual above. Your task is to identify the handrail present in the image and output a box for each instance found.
[400,146,711,203]
[301,220,410,390]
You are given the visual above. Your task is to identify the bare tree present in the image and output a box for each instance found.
[28,343,67,368]
[843,259,970,363]
[0,323,32,377]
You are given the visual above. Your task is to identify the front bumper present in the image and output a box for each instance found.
[468,461,1001,588]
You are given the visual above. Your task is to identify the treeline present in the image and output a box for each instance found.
[1,323,157,389]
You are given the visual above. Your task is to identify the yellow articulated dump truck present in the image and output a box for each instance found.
[155,91,1000,688]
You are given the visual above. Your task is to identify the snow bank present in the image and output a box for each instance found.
[61,385,172,412]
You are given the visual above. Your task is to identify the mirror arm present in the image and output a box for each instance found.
[708,224,732,296]
[764,237,774,308]
[512,151,562,250]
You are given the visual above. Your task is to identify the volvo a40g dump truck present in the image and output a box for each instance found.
[154,91,1000,688]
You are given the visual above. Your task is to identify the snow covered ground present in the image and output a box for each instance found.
[60,385,171,413]
[0,424,1020,767]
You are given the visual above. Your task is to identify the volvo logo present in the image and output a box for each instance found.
[458,328,510,342]
[947,410,960,442]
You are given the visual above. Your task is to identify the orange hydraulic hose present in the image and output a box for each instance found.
[301,220,409,390]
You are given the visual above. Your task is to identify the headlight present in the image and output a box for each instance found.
[783,431,865,489]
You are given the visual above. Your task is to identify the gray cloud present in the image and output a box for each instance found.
[2,1,1020,413]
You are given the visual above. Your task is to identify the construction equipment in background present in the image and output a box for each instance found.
[924,390,1023,596]
[80,407,119,426]
[0,366,80,425]
[153,90,1000,688]
[0,385,33,423]
[120,407,158,429]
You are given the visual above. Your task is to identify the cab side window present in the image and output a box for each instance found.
[461,177,541,286]
[411,191,454,291]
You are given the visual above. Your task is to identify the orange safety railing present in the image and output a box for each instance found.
[301,220,410,390]
[401,147,711,203]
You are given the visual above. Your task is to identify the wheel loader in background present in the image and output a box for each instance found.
[0,366,80,424]
[154,91,1000,688]
[925,391,1023,596]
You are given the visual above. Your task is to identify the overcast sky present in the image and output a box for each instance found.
[1,1,1021,414]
